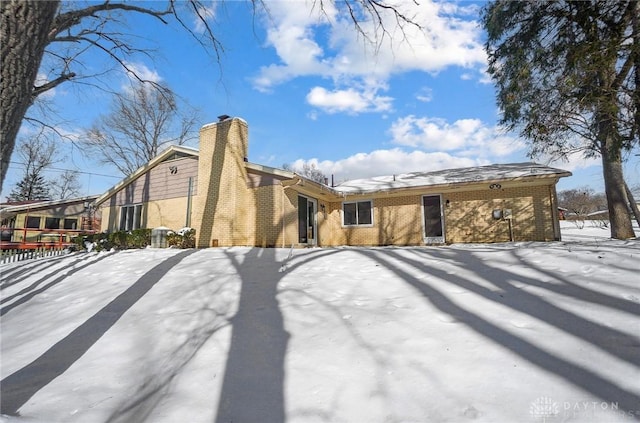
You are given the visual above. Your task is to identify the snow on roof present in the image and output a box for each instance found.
[0,195,99,214]
[333,162,571,194]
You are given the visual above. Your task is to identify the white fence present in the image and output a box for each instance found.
[0,246,69,265]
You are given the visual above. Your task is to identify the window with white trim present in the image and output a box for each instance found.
[342,200,373,226]
[119,204,143,231]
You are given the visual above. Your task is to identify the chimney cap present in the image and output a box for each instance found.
[217,114,231,122]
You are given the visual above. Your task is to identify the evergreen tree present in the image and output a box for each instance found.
[8,171,51,202]
[482,0,639,239]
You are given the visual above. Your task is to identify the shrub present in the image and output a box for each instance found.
[128,228,152,248]
[73,229,152,251]
[167,228,196,249]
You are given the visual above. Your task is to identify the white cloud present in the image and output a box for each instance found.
[306,86,393,114]
[292,149,484,183]
[287,114,530,183]
[415,87,433,103]
[389,115,524,158]
[252,0,486,93]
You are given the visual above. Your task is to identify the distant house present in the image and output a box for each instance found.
[0,196,100,245]
[94,116,572,247]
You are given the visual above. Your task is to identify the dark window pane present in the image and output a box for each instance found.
[45,217,60,229]
[126,207,134,230]
[298,196,308,243]
[343,203,357,225]
[134,205,142,229]
[423,196,442,237]
[120,207,128,231]
[357,201,372,225]
[64,219,77,230]
[26,216,41,228]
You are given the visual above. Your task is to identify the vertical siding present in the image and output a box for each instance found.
[113,156,198,205]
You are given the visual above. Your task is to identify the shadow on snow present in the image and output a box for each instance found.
[0,250,197,416]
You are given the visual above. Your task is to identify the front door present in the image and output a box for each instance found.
[298,196,317,245]
[422,195,444,243]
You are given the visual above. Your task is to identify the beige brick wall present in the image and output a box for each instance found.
[444,184,556,243]
[249,185,297,247]
[319,196,424,246]
[314,183,558,246]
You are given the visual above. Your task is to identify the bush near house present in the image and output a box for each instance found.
[167,228,196,249]
[72,228,196,251]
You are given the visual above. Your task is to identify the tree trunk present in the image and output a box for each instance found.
[0,0,59,192]
[601,141,634,239]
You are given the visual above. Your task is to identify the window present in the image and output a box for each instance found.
[25,216,41,228]
[119,204,143,231]
[45,217,60,229]
[342,200,373,226]
[64,219,77,230]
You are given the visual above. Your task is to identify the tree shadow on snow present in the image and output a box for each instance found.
[105,250,235,423]
[0,252,85,290]
[0,250,196,416]
[214,247,340,423]
[0,252,115,315]
[355,248,640,418]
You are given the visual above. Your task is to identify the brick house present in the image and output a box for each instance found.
[94,116,571,247]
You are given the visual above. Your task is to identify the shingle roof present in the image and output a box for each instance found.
[333,162,571,194]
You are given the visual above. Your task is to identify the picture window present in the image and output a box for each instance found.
[342,200,373,226]
[119,204,143,231]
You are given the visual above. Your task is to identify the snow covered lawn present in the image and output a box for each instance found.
[1,223,639,423]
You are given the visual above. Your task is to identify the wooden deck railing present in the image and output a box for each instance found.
[0,227,97,250]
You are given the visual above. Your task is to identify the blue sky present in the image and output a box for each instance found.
[3,0,640,200]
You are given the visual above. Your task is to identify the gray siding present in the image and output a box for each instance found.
[113,157,198,205]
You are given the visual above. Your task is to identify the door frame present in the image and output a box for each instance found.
[298,195,318,246]
[421,194,445,244]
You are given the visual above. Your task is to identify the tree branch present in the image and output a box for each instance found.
[31,72,76,98]
[49,2,173,41]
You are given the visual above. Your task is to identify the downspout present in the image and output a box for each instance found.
[550,183,561,241]
[185,177,193,228]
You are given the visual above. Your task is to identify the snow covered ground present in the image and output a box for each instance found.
[1,221,639,423]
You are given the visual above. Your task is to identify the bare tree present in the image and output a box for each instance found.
[7,135,56,201]
[1,0,419,191]
[282,162,328,184]
[84,82,197,175]
[51,170,82,200]
[558,187,607,219]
